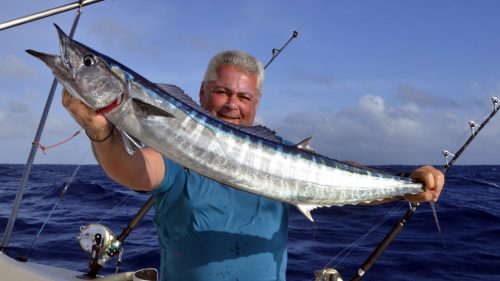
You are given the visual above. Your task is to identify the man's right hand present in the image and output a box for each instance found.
[62,89,113,141]
[61,89,165,191]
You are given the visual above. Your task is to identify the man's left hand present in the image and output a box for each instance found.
[404,165,445,203]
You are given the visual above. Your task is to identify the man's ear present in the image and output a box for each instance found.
[199,82,205,106]
[255,96,260,109]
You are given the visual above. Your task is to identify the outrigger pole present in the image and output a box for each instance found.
[350,97,499,281]
[0,0,104,31]
[1,0,104,254]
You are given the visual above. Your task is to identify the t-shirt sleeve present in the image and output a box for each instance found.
[151,156,183,195]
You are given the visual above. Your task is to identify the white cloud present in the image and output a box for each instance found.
[270,94,469,165]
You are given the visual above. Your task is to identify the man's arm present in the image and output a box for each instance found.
[62,90,165,191]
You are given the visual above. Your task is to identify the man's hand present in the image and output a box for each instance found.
[404,165,445,203]
[62,89,112,140]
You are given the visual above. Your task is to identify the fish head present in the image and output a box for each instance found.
[27,24,126,111]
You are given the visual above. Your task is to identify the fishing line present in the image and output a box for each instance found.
[96,193,132,225]
[316,201,406,275]
[261,1,335,70]
[350,96,499,281]
[449,107,491,156]
[443,97,499,173]
[294,0,335,31]
[23,148,91,260]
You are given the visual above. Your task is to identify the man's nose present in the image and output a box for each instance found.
[223,102,237,110]
[224,95,239,109]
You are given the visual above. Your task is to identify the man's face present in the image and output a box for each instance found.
[200,64,259,126]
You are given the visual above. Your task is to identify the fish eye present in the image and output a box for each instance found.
[83,55,95,66]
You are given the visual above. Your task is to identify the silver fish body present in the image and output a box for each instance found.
[28,24,423,221]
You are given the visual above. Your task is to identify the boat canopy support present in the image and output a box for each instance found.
[0,0,104,31]
[1,1,104,254]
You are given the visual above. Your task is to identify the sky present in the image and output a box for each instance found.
[1,0,500,165]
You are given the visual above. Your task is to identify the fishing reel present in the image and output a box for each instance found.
[314,268,344,281]
[78,224,115,256]
[76,197,155,279]
[77,223,122,278]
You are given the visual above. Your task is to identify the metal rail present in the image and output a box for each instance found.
[0,0,104,31]
[1,1,105,254]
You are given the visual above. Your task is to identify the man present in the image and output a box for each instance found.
[63,50,444,280]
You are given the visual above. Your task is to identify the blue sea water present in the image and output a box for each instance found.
[1,164,499,280]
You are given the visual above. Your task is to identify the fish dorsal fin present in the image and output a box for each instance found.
[157,83,283,143]
[234,124,283,143]
[156,83,202,110]
[295,137,314,152]
[132,98,175,119]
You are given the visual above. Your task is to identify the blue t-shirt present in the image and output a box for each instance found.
[151,157,289,281]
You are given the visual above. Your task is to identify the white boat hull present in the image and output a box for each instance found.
[0,252,137,281]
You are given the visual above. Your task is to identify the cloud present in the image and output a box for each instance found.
[396,83,460,108]
[0,55,36,77]
[269,94,465,165]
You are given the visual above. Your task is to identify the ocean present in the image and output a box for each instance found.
[1,164,499,280]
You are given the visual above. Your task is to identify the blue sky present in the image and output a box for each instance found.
[1,0,499,165]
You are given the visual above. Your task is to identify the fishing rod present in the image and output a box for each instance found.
[346,96,499,281]
[264,30,299,69]
[442,97,499,173]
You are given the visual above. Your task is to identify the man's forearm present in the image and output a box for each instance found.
[90,128,155,191]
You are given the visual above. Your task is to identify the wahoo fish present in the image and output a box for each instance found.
[27,24,423,221]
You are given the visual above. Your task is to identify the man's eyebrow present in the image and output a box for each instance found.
[212,85,254,96]
[237,91,254,97]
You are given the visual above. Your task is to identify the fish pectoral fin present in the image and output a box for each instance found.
[132,98,175,119]
[296,204,321,222]
[118,128,145,155]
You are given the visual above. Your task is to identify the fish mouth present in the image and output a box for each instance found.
[95,92,124,114]
[26,49,60,67]
[26,48,74,93]
[26,24,73,71]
